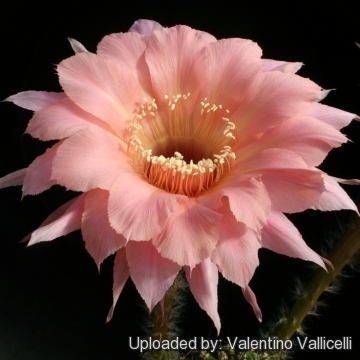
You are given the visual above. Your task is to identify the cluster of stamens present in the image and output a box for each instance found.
[126,95,236,197]
[200,99,236,141]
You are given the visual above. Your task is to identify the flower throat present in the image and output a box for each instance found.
[126,94,236,197]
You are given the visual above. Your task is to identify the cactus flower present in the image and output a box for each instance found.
[1,19,358,333]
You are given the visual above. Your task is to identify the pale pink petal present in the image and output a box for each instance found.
[312,175,359,214]
[108,175,184,241]
[232,72,322,146]
[22,142,62,196]
[332,177,360,185]
[306,103,357,130]
[250,116,348,166]
[261,211,325,269]
[58,52,143,136]
[106,248,129,322]
[260,59,303,73]
[51,127,131,192]
[28,197,79,233]
[126,241,181,311]
[82,189,126,268]
[319,89,333,101]
[68,37,89,54]
[26,98,113,141]
[97,31,146,71]
[96,32,152,94]
[242,286,262,322]
[211,204,260,288]
[152,199,221,268]
[0,168,26,188]
[185,258,220,334]
[199,175,271,232]
[238,149,324,213]
[3,91,66,111]
[200,38,262,111]
[144,25,210,107]
[321,257,334,270]
[129,19,163,36]
[21,197,79,243]
[28,193,86,246]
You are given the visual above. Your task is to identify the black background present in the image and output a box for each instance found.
[1,1,360,359]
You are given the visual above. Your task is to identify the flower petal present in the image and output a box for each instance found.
[68,37,89,54]
[144,25,212,106]
[51,127,131,192]
[129,19,163,36]
[185,258,221,334]
[312,175,359,214]
[82,189,126,268]
[306,102,357,130]
[106,248,129,322]
[152,199,221,268]
[199,175,271,232]
[58,52,143,136]
[242,286,262,322]
[28,193,86,246]
[261,211,325,269]
[22,142,61,196]
[332,177,360,185]
[3,91,66,111]
[232,71,322,146]
[201,38,262,111]
[108,174,184,241]
[0,168,26,188]
[260,59,303,73]
[238,149,325,213]
[26,98,112,141]
[21,197,80,244]
[126,241,181,311]
[250,115,348,167]
[211,203,260,288]
[97,31,146,71]
[97,31,152,94]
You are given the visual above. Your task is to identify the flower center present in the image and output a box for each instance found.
[126,94,236,197]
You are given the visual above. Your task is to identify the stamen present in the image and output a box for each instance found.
[126,96,236,196]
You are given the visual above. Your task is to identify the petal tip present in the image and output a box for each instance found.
[106,306,115,323]
[321,256,334,271]
[68,37,89,54]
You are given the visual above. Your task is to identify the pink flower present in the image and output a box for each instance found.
[1,19,359,333]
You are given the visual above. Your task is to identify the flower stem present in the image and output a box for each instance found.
[147,272,185,360]
[271,216,360,341]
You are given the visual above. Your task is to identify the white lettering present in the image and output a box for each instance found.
[128,337,139,350]
[284,339,293,350]
[188,337,197,350]
[226,336,238,349]
[201,337,210,350]
[238,340,247,350]
[210,339,218,352]
[140,339,149,352]
[297,337,308,350]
